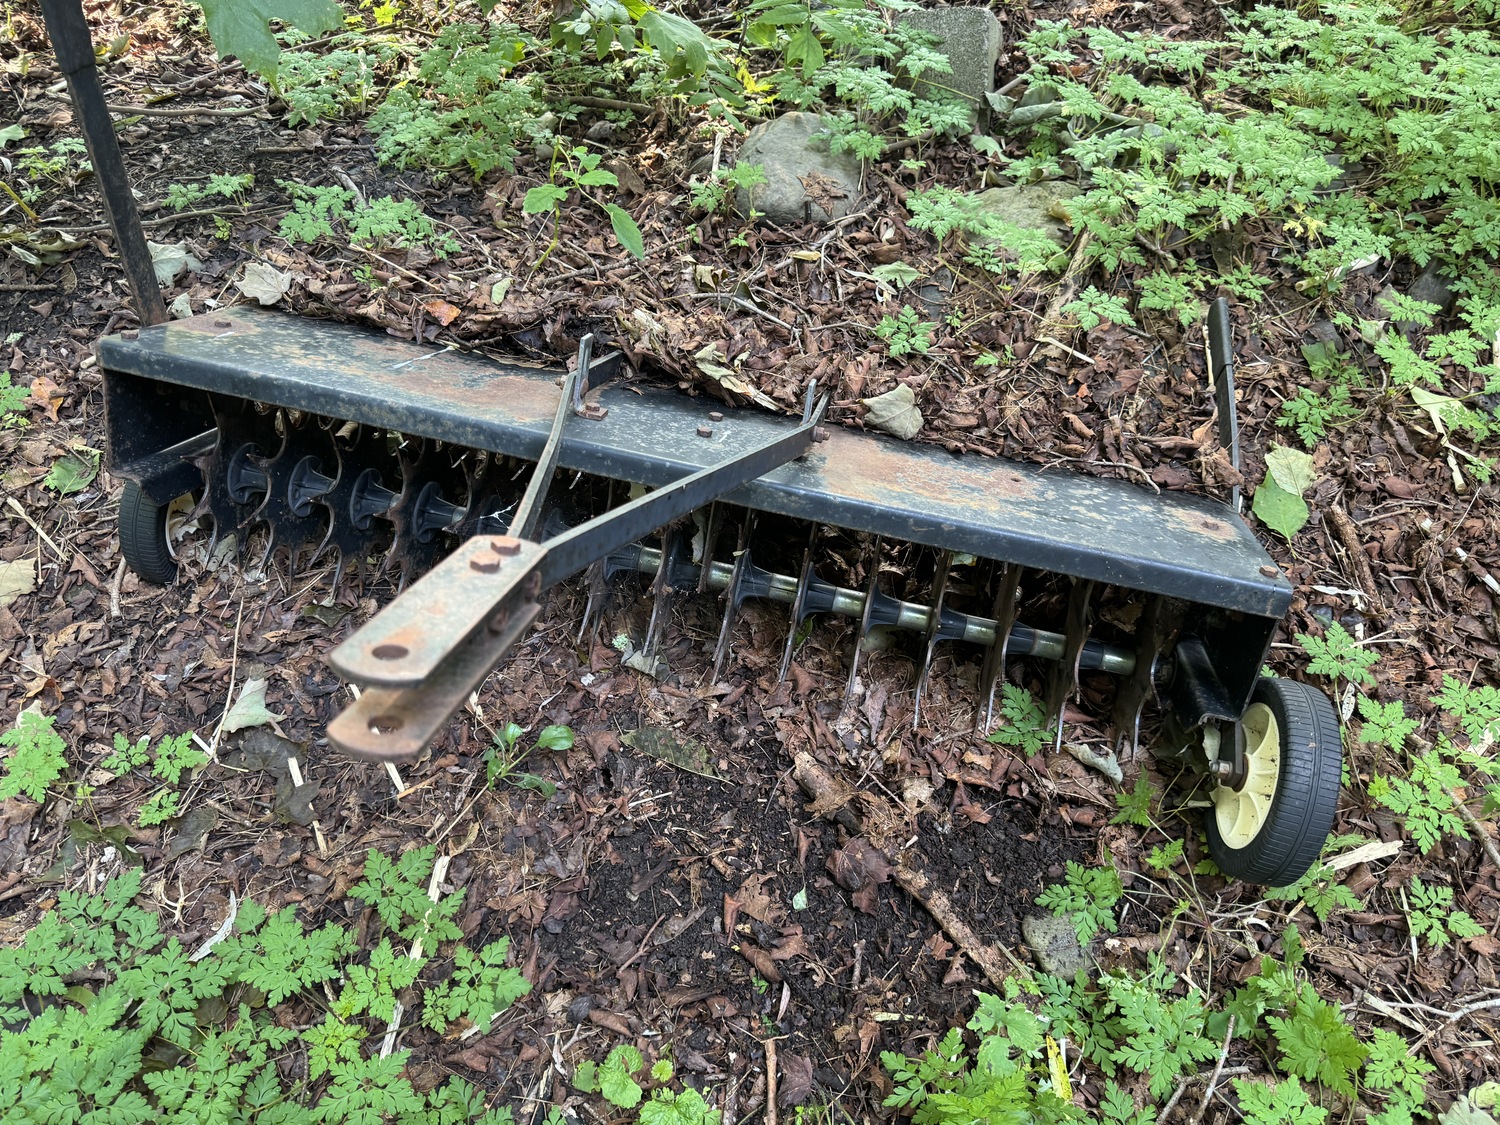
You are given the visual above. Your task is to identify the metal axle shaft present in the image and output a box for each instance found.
[620,546,1138,677]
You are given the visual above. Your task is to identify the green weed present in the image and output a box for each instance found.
[874,305,936,357]
[1034,861,1123,944]
[523,147,644,259]
[163,172,254,212]
[1405,877,1484,948]
[482,722,573,792]
[0,370,30,427]
[0,711,67,802]
[278,182,458,257]
[985,683,1054,756]
[0,861,526,1122]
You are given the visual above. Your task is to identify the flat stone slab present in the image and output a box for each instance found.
[902,7,1004,128]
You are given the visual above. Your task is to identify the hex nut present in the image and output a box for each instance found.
[489,537,522,557]
[697,425,714,437]
[812,426,830,443]
[214,319,232,328]
[470,558,502,574]
[122,330,139,340]
[708,411,724,422]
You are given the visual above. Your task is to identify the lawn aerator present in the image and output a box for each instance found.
[43,0,1340,887]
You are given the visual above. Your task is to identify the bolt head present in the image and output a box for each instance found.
[812,426,830,443]
[214,319,232,328]
[121,330,139,340]
[697,424,714,438]
[1208,759,1234,782]
[708,411,724,422]
[1259,565,1280,578]
[581,403,608,420]
[470,558,501,574]
[489,536,522,556]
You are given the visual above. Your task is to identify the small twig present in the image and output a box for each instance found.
[108,557,126,619]
[287,755,329,857]
[105,101,265,118]
[1328,505,1386,617]
[764,1037,779,1125]
[615,915,666,974]
[1415,996,1500,1050]
[1188,1016,1235,1125]
[381,854,450,1057]
[1417,515,1500,598]
[1035,334,1096,366]
[1452,794,1500,874]
[6,496,66,561]
[206,598,246,760]
[384,760,406,797]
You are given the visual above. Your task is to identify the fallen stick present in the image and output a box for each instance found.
[1328,506,1386,618]
[791,751,1030,989]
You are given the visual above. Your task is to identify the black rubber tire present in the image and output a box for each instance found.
[1206,677,1342,887]
[119,480,179,585]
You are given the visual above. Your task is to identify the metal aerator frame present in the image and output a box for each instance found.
[99,306,1286,766]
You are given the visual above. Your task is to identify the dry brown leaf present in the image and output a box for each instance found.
[423,298,461,326]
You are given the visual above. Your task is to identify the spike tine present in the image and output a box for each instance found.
[913,550,951,729]
[709,549,749,684]
[1044,579,1095,753]
[697,504,723,595]
[1111,596,1182,757]
[577,560,608,645]
[708,515,754,684]
[642,528,678,662]
[979,563,1023,731]
[842,537,884,713]
[777,526,819,683]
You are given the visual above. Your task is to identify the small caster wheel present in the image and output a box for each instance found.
[1206,677,1341,887]
[119,479,184,585]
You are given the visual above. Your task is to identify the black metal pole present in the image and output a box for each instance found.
[38,0,167,326]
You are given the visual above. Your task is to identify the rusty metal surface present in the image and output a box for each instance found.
[329,599,543,760]
[329,535,544,688]
[98,308,1291,618]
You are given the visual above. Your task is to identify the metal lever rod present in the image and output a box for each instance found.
[508,363,581,541]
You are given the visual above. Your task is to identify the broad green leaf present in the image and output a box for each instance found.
[192,0,344,78]
[605,204,645,259]
[575,168,619,188]
[1265,444,1316,496]
[786,24,824,78]
[44,448,100,495]
[792,887,809,910]
[523,184,569,215]
[1253,476,1310,540]
[534,725,574,751]
[0,124,24,148]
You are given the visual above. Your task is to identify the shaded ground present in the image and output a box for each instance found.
[2,0,1499,1118]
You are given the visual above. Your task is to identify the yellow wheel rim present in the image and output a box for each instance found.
[1214,703,1280,850]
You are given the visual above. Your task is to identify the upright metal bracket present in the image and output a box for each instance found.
[1208,297,1240,511]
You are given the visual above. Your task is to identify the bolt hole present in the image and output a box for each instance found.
[370,714,404,735]
[372,643,409,660]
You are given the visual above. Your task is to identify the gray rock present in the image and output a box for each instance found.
[901,7,1003,128]
[1022,913,1091,978]
[971,182,1081,248]
[1408,261,1456,317]
[734,112,863,225]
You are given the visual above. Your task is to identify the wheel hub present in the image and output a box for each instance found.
[1213,702,1280,849]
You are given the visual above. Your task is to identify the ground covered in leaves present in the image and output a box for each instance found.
[2,0,1499,1121]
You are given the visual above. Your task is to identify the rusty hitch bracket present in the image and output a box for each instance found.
[328,390,827,759]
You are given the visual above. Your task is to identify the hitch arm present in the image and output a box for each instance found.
[327,399,825,760]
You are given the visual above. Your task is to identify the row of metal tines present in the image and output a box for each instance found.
[192,397,1145,741]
